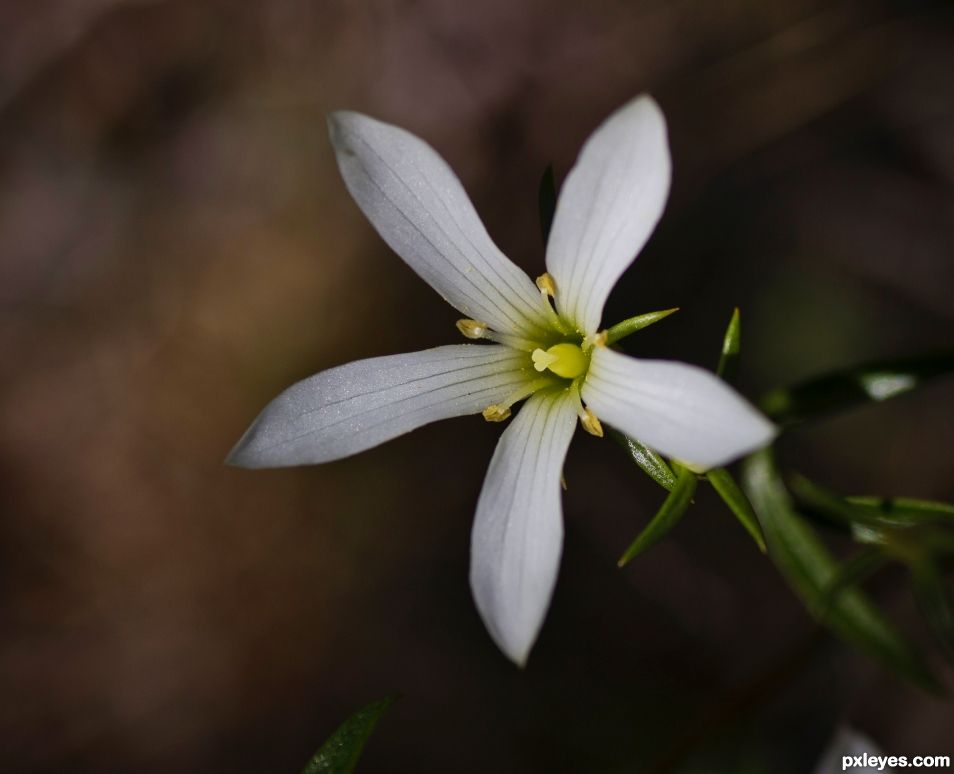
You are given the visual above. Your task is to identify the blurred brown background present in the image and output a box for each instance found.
[1,1,952,772]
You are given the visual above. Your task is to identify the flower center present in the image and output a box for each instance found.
[531,342,588,379]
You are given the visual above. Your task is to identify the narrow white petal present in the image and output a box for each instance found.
[582,347,775,469]
[813,728,888,774]
[545,95,671,334]
[470,389,578,666]
[228,345,531,468]
[329,111,550,337]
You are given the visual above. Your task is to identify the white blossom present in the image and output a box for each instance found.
[228,95,775,665]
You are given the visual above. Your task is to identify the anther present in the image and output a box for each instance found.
[482,405,512,422]
[535,273,572,335]
[580,407,604,437]
[583,331,608,351]
[457,319,488,339]
[535,273,557,297]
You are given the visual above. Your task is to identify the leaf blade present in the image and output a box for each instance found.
[742,449,939,693]
[302,697,395,774]
[760,352,954,426]
[604,308,679,345]
[611,430,676,491]
[716,307,741,382]
[706,467,766,552]
[618,464,697,566]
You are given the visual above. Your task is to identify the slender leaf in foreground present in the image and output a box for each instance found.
[760,352,954,426]
[618,464,697,566]
[302,697,396,774]
[716,307,741,382]
[611,431,676,492]
[742,449,938,693]
[706,467,766,552]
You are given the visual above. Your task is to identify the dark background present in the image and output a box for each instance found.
[1,1,952,772]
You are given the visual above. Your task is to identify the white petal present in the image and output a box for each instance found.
[470,389,578,666]
[328,111,550,338]
[813,728,888,774]
[228,345,531,468]
[582,347,775,469]
[545,95,671,334]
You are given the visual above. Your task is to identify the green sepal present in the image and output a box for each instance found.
[618,464,697,566]
[706,467,766,552]
[716,307,741,382]
[538,164,557,246]
[611,430,676,491]
[604,308,679,345]
[760,351,954,427]
[302,696,396,774]
[742,449,939,693]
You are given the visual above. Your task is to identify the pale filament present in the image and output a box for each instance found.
[482,377,556,423]
[456,319,540,352]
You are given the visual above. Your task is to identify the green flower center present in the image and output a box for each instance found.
[531,342,588,379]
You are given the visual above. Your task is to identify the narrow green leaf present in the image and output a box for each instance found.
[302,697,395,774]
[814,548,890,618]
[742,449,939,692]
[912,562,954,662]
[791,477,954,558]
[706,467,766,552]
[788,474,880,528]
[846,496,954,527]
[716,307,741,382]
[611,430,676,491]
[618,465,697,566]
[760,352,954,426]
[538,164,557,246]
[604,308,679,345]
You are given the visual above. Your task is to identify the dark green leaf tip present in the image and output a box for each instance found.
[302,696,396,774]
[618,465,697,566]
[716,308,741,382]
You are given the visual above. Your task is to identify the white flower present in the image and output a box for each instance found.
[228,95,775,665]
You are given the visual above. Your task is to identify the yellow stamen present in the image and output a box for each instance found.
[456,319,538,351]
[534,272,573,335]
[582,330,608,351]
[482,405,511,422]
[535,273,557,297]
[480,377,555,423]
[456,319,488,339]
[580,407,604,437]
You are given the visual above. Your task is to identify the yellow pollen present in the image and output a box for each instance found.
[531,343,587,379]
